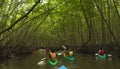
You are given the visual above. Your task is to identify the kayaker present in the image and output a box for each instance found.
[98,49,105,55]
[44,48,51,59]
[62,45,68,57]
[68,48,73,57]
[50,50,56,60]
[45,48,50,54]
[63,50,69,57]
[69,51,73,57]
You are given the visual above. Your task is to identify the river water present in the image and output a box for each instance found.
[0,51,120,69]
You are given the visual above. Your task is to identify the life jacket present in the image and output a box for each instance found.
[63,52,68,57]
[99,50,104,55]
[50,53,56,59]
[63,53,66,57]
[69,51,73,56]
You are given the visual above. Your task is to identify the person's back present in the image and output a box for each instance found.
[69,50,73,57]
[51,53,56,59]
[50,51,56,60]
[63,50,68,57]
[98,49,104,55]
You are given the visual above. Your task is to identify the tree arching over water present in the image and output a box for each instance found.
[0,0,120,50]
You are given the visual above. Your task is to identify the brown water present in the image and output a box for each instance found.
[0,51,120,69]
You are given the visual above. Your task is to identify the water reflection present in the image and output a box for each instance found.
[0,52,120,69]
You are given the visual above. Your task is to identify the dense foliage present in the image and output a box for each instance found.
[0,0,120,57]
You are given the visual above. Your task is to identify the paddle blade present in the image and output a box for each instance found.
[37,61,45,65]
[62,46,66,49]
[95,53,98,56]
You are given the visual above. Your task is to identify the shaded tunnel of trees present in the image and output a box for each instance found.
[0,0,120,61]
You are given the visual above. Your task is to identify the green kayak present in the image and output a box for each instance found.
[48,59,58,66]
[65,56,75,61]
[98,54,106,60]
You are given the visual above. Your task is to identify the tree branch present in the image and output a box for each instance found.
[0,0,41,35]
[113,0,120,18]
[94,0,119,46]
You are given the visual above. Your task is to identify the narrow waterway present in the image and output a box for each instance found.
[0,51,120,69]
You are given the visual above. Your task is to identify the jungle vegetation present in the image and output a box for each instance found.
[0,0,120,60]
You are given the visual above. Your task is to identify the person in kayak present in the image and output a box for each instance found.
[98,49,105,55]
[63,48,69,57]
[62,45,68,57]
[50,50,57,61]
[45,48,51,59]
[68,48,73,57]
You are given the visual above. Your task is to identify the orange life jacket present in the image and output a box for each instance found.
[51,53,56,59]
